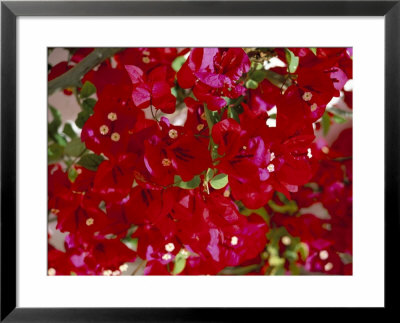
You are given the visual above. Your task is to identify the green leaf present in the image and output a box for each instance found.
[174,175,201,189]
[227,106,240,123]
[205,168,214,182]
[210,173,228,190]
[80,81,96,98]
[48,105,62,137]
[68,167,78,182]
[170,87,178,98]
[251,70,267,83]
[285,49,299,73]
[269,256,285,267]
[53,133,67,147]
[64,137,86,157]
[321,111,330,136]
[122,237,138,252]
[171,249,190,275]
[75,110,91,129]
[172,256,186,275]
[333,115,347,124]
[171,55,186,72]
[245,79,258,89]
[77,153,104,171]
[295,242,309,261]
[63,123,77,139]
[82,98,96,114]
[310,47,317,55]
[204,105,221,127]
[48,143,64,163]
[328,107,352,118]
[284,250,298,262]
[338,252,352,265]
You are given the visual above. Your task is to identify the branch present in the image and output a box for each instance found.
[48,48,124,95]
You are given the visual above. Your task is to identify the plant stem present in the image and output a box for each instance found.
[48,48,124,95]
[131,259,146,275]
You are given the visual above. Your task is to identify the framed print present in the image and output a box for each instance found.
[1,0,399,321]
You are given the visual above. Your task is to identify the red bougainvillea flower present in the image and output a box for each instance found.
[305,241,350,275]
[272,212,329,244]
[212,107,314,208]
[48,164,72,210]
[81,87,144,159]
[48,47,352,276]
[178,48,250,110]
[92,153,137,203]
[125,65,176,114]
[182,97,209,136]
[82,61,132,97]
[48,244,77,276]
[129,188,268,275]
[58,234,136,275]
[247,78,282,116]
[115,47,189,84]
[142,117,211,186]
[55,191,108,236]
[48,164,97,213]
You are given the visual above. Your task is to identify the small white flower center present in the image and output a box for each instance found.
[165,242,175,252]
[281,236,291,246]
[103,269,112,276]
[111,132,120,142]
[108,112,117,121]
[302,92,313,101]
[48,268,56,276]
[267,164,275,172]
[99,125,109,135]
[307,148,313,159]
[230,236,239,246]
[324,262,333,272]
[180,249,189,257]
[168,129,178,139]
[119,264,128,272]
[162,158,172,167]
[310,103,318,112]
[319,250,329,260]
[162,253,172,261]
[86,218,94,226]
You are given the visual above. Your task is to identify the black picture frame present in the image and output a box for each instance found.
[1,0,399,321]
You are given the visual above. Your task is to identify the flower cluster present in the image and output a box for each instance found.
[48,47,352,275]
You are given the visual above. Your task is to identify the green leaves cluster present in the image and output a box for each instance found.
[48,80,105,172]
[245,62,267,90]
[75,81,97,129]
[265,227,308,275]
